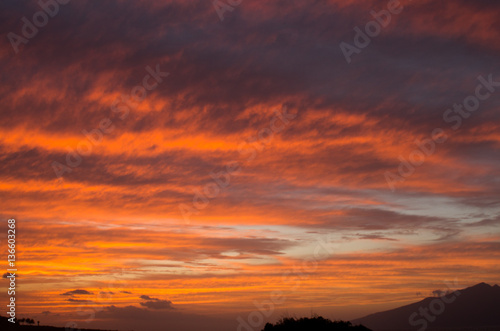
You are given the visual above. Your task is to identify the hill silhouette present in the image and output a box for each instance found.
[352,282,500,330]
[4,284,499,331]
[262,316,372,331]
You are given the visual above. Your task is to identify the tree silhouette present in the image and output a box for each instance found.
[262,316,372,331]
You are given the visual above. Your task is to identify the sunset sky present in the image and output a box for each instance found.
[1,0,500,330]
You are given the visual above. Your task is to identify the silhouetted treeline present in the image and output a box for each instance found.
[262,316,372,331]
[0,315,116,331]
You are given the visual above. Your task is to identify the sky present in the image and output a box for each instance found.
[0,0,500,330]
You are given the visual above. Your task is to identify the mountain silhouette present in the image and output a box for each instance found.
[351,282,500,330]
